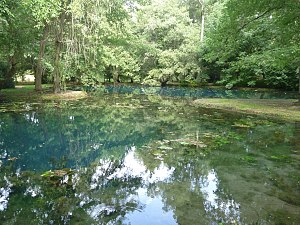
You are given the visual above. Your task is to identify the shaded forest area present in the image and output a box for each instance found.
[0,0,299,94]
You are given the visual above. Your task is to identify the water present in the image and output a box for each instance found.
[83,84,298,99]
[0,93,299,224]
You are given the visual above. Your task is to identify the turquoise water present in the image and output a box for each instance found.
[0,93,299,224]
[84,84,299,99]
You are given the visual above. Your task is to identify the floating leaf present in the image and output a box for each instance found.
[41,168,74,178]
[151,150,164,156]
[158,146,173,150]
[171,138,207,148]
[232,123,251,128]
[8,157,18,161]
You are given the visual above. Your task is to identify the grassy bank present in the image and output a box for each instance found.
[0,85,87,101]
[1,85,299,122]
[193,99,300,122]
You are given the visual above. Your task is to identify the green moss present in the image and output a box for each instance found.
[241,155,257,164]
[193,99,300,122]
[269,155,291,163]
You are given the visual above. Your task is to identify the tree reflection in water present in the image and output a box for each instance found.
[0,94,299,224]
[200,170,240,224]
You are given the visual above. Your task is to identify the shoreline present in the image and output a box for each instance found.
[1,85,299,122]
[193,98,300,122]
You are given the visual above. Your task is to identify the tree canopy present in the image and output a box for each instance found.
[0,0,299,95]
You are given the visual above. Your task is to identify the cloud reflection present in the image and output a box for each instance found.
[200,170,241,224]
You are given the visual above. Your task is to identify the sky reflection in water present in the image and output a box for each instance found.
[0,94,299,224]
[87,146,241,225]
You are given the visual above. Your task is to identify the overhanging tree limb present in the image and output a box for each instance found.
[238,7,280,32]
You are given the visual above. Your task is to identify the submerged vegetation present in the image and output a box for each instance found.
[0,0,300,224]
[1,85,299,122]
[0,93,299,224]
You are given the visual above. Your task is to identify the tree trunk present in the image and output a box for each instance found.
[298,72,300,102]
[112,66,120,83]
[200,1,205,42]
[35,24,49,92]
[4,55,17,88]
[298,65,300,102]
[53,13,65,93]
[295,65,300,102]
[161,80,168,87]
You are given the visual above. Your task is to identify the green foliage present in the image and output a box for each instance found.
[22,0,61,26]
[0,0,298,91]
[0,0,38,88]
[135,0,203,86]
[0,0,10,24]
[0,61,8,79]
[102,45,140,83]
[203,0,300,90]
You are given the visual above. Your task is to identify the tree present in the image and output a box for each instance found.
[0,0,10,25]
[8,0,130,93]
[52,4,66,93]
[0,0,37,88]
[58,0,130,90]
[22,0,61,91]
[203,0,300,95]
[136,0,202,86]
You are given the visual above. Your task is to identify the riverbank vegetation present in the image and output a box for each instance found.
[0,84,87,101]
[0,0,299,98]
[1,84,299,122]
[193,98,300,122]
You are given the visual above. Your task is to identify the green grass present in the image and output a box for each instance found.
[0,84,86,101]
[1,84,52,93]
[193,99,300,122]
[1,85,299,121]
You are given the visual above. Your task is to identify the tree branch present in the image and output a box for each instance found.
[238,7,277,32]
